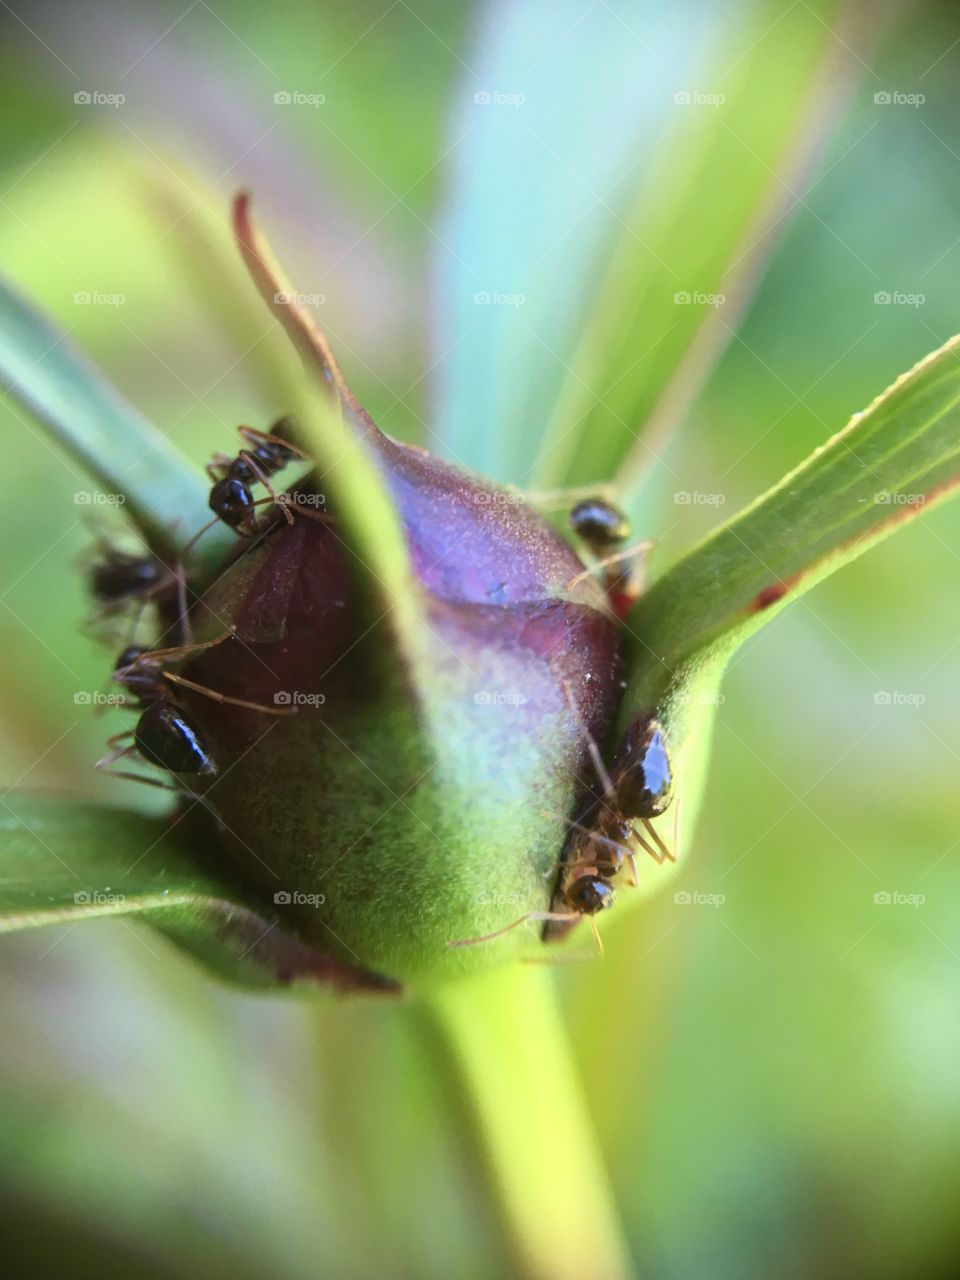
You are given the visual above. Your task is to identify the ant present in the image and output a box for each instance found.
[81,534,186,642]
[89,548,170,610]
[567,497,651,620]
[448,707,677,953]
[96,633,296,785]
[207,415,310,537]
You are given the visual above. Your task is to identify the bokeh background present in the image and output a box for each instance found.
[2,0,960,1276]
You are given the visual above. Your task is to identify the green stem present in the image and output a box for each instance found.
[423,966,632,1280]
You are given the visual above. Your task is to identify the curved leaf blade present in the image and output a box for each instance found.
[0,277,231,565]
[534,0,866,495]
[624,333,960,732]
[433,0,866,492]
[0,796,399,993]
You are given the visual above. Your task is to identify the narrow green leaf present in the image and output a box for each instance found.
[434,0,864,491]
[0,277,232,566]
[623,333,960,742]
[535,0,868,495]
[0,796,399,993]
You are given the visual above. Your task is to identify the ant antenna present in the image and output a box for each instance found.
[159,670,296,717]
[447,909,579,949]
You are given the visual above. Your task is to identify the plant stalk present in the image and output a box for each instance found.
[423,965,632,1280]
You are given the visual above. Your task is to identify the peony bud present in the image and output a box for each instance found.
[164,197,626,991]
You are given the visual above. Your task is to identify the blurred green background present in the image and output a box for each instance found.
[2,0,960,1276]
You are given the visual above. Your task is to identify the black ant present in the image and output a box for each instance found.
[96,633,296,785]
[448,707,677,953]
[567,497,651,620]
[89,548,169,609]
[207,415,309,537]
[81,535,186,643]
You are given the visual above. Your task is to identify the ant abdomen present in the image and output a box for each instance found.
[613,715,673,818]
[134,702,216,775]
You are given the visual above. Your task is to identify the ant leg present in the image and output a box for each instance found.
[238,452,332,529]
[559,679,616,802]
[237,450,295,526]
[179,495,297,570]
[566,539,654,593]
[98,767,179,792]
[238,425,311,462]
[162,557,192,648]
[640,816,675,864]
[274,493,333,526]
[539,809,639,885]
[159,670,297,717]
[124,595,150,645]
[447,910,579,948]
[130,629,237,668]
[178,514,223,565]
[673,794,682,863]
[96,739,136,770]
[630,824,667,866]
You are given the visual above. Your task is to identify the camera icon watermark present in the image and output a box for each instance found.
[471,490,525,506]
[873,489,926,506]
[74,491,126,506]
[273,290,325,307]
[673,89,725,107]
[673,290,725,308]
[74,889,126,906]
[74,90,125,108]
[74,291,126,307]
[473,290,526,307]
[873,290,924,308]
[873,90,924,108]
[473,690,528,707]
[273,90,326,107]
[273,690,326,707]
[278,491,327,510]
[274,889,326,907]
[73,690,124,707]
[674,490,726,506]
[873,890,925,907]
[473,89,525,107]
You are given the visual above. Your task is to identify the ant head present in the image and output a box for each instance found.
[210,476,258,535]
[569,498,631,552]
[614,715,673,818]
[113,644,146,673]
[565,869,615,915]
